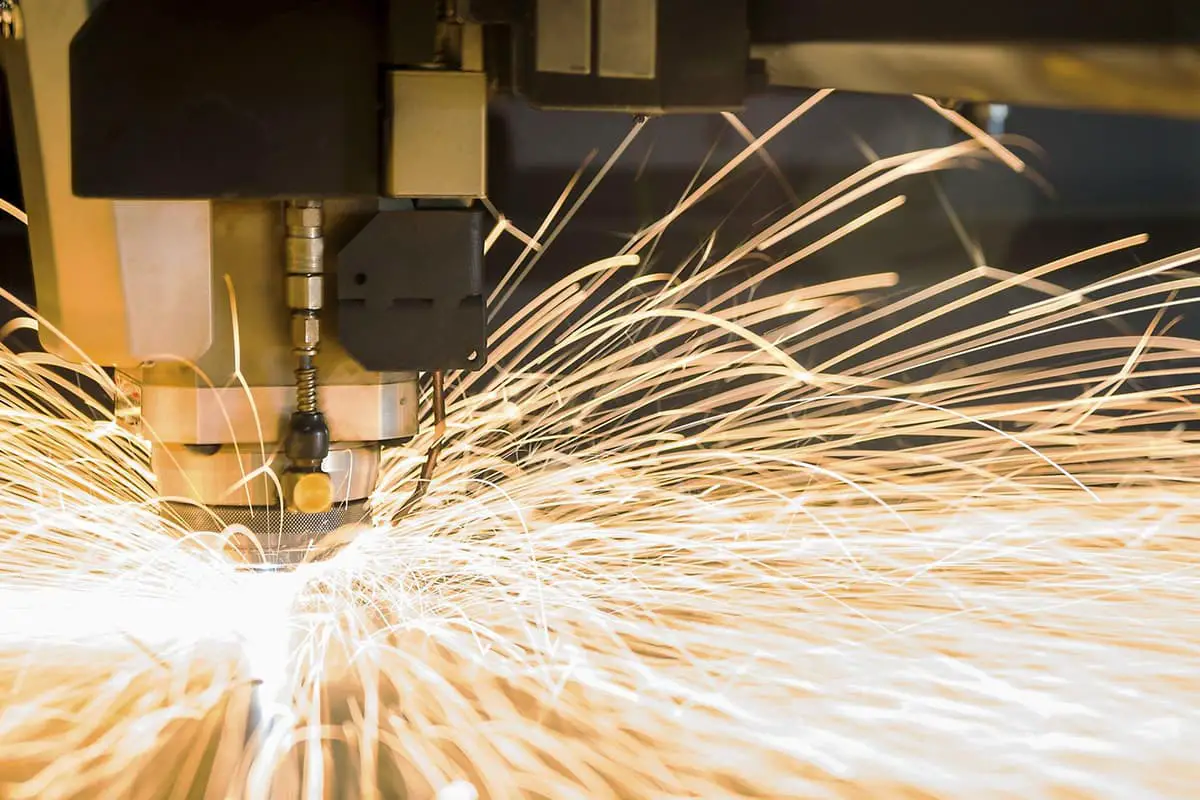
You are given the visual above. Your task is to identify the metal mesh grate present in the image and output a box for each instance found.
[166,501,369,566]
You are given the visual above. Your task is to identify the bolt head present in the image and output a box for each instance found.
[286,471,334,514]
[286,205,322,229]
[292,315,320,348]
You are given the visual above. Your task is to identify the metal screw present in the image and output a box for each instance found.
[0,1,23,40]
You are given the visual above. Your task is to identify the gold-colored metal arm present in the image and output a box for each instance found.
[755,42,1200,118]
[0,1,212,366]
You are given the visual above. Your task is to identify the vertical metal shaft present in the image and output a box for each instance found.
[285,200,324,414]
[283,200,333,514]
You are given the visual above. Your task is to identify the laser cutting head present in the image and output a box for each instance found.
[2,3,491,566]
[122,195,485,566]
[137,200,420,567]
[8,1,1200,565]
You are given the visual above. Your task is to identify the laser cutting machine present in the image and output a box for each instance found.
[2,0,1198,565]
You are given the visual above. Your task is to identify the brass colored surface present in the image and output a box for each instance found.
[459,21,484,73]
[597,0,656,80]
[285,203,322,231]
[285,274,324,311]
[288,471,335,514]
[386,70,487,198]
[536,0,592,75]
[756,43,1200,118]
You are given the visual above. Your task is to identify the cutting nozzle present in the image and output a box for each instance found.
[169,499,370,569]
[283,410,333,514]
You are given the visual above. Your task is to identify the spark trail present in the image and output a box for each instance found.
[3,96,1200,798]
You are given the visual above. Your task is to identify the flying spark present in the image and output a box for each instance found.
[2,95,1200,798]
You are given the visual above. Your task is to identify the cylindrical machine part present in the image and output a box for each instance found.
[143,200,418,566]
[159,443,377,566]
[285,200,325,416]
[280,199,332,510]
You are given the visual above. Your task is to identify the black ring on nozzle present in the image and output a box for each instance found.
[285,411,330,472]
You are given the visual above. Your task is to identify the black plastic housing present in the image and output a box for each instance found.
[748,0,1200,44]
[285,411,331,466]
[338,208,486,372]
[71,0,385,198]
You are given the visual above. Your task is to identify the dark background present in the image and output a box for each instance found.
[484,90,1200,295]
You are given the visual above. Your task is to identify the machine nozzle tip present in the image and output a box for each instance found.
[289,471,335,514]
